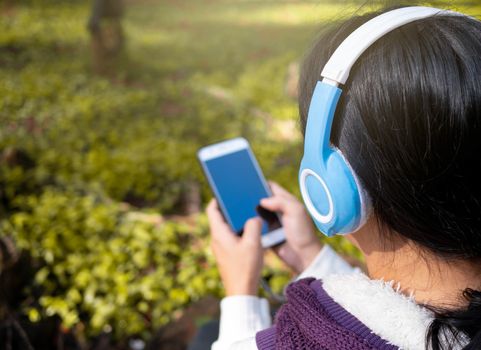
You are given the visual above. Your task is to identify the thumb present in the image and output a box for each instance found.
[260,196,287,213]
[242,217,263,245]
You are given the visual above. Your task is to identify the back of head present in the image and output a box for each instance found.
[298,7,481,350]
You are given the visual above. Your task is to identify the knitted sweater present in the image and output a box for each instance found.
[256,278,398,350]
[212,246,468,349]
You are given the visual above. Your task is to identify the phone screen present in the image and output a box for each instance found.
[203,149,282,235]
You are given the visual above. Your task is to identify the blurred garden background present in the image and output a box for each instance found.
[0,0,479,349]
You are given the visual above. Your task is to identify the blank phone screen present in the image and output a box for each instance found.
[204,149,281,235]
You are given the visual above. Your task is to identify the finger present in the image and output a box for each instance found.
[268,181,297,201]
[206,200,237,242]
[259,196,288,213]
[242,217,262,246]
[206,199,225,227]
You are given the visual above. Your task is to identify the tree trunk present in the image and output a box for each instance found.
[87,0,125,76]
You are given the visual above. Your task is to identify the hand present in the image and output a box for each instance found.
[261,182,322,274]
[206,199,264,296]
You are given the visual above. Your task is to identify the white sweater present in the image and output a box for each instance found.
[211,245,468,350]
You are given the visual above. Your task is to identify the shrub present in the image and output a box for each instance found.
[0,0,364,345]
[2,188,221,339]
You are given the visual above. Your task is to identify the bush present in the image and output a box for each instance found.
[2,188,221,339]
[0,0,365,345]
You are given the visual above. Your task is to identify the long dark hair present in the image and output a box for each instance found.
[298,7,481,350]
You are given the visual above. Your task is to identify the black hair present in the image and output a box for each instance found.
[298,7,481,350]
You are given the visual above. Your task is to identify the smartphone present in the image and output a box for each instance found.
[198,137,285,248]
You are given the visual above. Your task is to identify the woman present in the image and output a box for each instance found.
[206,6,481,350]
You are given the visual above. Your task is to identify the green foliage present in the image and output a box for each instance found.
[0,65,254,212]
[3,188,221,337]
[0,0,308,340]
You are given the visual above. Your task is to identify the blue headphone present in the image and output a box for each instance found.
[299,6,461,236]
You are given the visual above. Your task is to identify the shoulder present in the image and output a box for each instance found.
[257,276,399,350]
[322,273,433,350]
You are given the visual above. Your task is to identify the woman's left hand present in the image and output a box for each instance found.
[206,199,264,296]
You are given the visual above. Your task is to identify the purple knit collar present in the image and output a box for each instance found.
[256,278,399,350]
[311,279,399,349]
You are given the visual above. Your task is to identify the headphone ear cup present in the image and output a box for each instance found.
[350,166,372,229]
[330,149,372,231]
[299,81,371,236]
[300,149,369,236]
[358,185,372,228]
[305,172,333,222]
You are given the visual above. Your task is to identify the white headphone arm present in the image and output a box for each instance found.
[321,6,462,85]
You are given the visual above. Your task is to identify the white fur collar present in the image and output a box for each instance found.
[322,272,435,350]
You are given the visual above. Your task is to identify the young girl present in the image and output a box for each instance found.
[206,6,481,350]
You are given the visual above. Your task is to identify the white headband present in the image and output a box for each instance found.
[321,6,462,86]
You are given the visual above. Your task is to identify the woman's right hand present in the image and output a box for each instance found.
[261,182,323,274]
